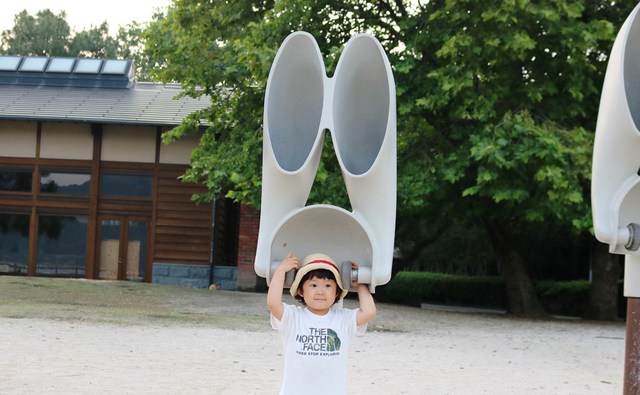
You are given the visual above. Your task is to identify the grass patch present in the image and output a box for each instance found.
[0,276,267,330]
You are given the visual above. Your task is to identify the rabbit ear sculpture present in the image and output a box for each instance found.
[331,34,397,288]
[592,3,640,257]
[254,32,326,280]
[255,31,396,292]
[592,3,640,301]
[591,4,640,387]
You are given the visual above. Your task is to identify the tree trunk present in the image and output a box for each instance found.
[485,219,547,316]
[584,239,622,321]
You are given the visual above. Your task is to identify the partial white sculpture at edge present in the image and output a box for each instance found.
[592,3,640,297]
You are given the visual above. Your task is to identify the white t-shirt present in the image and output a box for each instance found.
[271,303,367,395]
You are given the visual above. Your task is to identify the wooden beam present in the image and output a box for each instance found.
[86,124,102,279]
[27,122,42,276]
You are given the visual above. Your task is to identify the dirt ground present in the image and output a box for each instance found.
[0,277,626,394]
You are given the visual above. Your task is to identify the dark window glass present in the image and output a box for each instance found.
[100,173,152,197]
[40,171,90,195]
[0,169,32,192]
[213,198,238,266]
[0,213,29,275]
[36,215,87,277]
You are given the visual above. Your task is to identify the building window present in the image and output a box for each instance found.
[40,171,90,195]
[36,215,87,277]
[100,172,152,198]
[0,168,32,192]
[0,213,29,275]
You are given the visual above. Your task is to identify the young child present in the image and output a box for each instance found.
[267,252,377,395]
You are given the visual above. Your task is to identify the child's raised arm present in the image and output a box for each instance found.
[355,284,377,326]
[267,252,299,320]
[351,262,377,326]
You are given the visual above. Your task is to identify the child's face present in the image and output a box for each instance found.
[298,276,338,315]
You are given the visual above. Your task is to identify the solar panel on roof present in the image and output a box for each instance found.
[101,59,129,75]
[0,57,138,88]
[0,56,22,71]
[20,57,48,72]
[74,59,102,74]
[47,58,76,73]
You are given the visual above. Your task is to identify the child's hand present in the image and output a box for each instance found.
[279,252,299,273]
[268,252,299,320]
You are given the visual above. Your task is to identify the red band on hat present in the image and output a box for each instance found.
[308,259,339,271]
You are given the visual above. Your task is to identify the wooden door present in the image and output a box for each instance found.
[97,215,149,281]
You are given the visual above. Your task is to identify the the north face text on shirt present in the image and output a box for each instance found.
[296,328,342,355]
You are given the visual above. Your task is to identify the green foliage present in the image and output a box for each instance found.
[146,0,274,204]
[145,0,415,205]
[1,9,71,56]
[117,22,156,81]
[144,0,634,233]
[534,280,591,316]
[69,22,117,58]
[378,271,603,317]
[405,0,633,233]
[463,111,593,231]
[396,218,496,275]
[380,271,507,308]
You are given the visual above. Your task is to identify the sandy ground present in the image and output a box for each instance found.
[0,293,626,395]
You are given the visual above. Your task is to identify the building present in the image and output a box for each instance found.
[0,56,260,290]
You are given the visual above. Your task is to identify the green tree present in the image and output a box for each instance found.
[410,0,631,317]
[69,22,117,58]
[1,9,71,56]
[118,21,155,80]
[147,0,632,315]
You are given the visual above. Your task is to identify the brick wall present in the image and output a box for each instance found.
[237,204,260,290]
[152,263,211,288]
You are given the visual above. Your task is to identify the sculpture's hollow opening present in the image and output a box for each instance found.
[624,9,640,131]
[270,206,373,268]
[267,35,324,172]
[333,36,390,176]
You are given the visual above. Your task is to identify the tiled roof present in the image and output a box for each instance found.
[0,83,211,126]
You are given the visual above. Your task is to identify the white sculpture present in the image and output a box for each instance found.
[592,3,640,295]
[592,5,640,389]
[254,31,396,292]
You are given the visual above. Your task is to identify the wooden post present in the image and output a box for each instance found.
[625,297,640,394]
[86,124,102,279]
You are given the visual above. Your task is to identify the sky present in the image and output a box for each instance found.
[0,0,172,35]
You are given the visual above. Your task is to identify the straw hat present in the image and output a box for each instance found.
[289,253,348,299]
